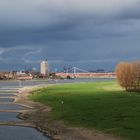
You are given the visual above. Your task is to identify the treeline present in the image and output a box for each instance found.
[116,61,140,92]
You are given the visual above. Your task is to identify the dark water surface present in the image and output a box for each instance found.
[0,126,49,140]
[0,98,14,102]
[0,104,27,110]
[0,88,18,90]
[0,94,16,97]
[0,85,50,140]
[0,78,116,87]
[0,112,20,121]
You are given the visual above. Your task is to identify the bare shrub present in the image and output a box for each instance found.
[116,61,140,92]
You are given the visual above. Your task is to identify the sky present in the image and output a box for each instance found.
[0,0,140,71]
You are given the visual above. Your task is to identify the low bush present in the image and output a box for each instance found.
[116,61,140,92]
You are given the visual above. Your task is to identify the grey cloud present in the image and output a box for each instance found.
[0,0,140,70]
[0,0,139,30]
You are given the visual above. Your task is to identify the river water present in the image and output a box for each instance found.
[0,78,116,87]
[0,86,50,140]
[0,126,48,140]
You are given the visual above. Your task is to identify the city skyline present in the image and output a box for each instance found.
[0,0,140,71]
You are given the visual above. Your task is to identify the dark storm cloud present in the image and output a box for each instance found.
[0,0,140,70]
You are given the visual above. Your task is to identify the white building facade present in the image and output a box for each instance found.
[40,60,49,75]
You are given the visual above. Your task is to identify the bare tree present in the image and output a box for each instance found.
[131,61,140,91]
[116,61,140,92]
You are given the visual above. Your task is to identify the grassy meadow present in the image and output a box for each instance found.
[30,81,140,140]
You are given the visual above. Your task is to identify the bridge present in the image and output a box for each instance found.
[56,67,116,78]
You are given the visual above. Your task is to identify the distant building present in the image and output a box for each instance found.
[40,60,49,75]
[16,74,33,80]
[16,71,33,80]
[0,72,15,80]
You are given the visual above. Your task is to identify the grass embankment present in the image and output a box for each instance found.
[30,81,140,140]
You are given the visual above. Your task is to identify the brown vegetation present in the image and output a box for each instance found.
[116,61,140,92]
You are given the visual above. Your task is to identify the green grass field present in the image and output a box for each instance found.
[30,81,140,140]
